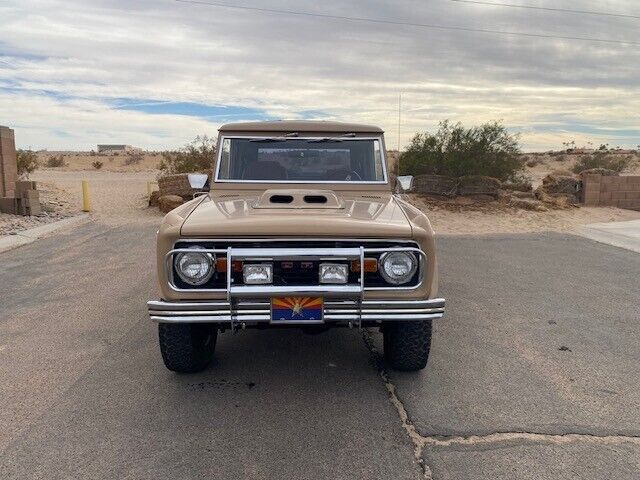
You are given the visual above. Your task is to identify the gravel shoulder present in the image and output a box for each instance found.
[0,181,76,236]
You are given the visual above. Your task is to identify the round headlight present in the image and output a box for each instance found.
[379,252,418,285]
[175,248,214,285]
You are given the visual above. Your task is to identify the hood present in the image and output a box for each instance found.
[180,190,413,238]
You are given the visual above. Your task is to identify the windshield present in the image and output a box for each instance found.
[216,137,386,183]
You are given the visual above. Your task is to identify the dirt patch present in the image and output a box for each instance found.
[407,193,640,235]
[30,170,163,224]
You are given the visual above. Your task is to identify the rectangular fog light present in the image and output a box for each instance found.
[319,263,348,284]
[243,264,273,284]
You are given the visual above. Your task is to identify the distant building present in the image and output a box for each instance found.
[97,144,141,153]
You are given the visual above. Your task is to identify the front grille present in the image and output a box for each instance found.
[172,240,421,290]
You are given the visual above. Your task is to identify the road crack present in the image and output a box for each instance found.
[419,431,640,448]
[362,329,434,480]
[362,330,640,479]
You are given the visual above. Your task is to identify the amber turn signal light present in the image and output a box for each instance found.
[350,258,378,273]
[215,258,243,273]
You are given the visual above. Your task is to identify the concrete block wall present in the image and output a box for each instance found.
[582,174,640,211]
[0,126,18,198]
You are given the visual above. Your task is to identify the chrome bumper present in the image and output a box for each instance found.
[147,298,445,325]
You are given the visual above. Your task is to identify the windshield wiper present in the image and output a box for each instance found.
[249,137,287,143]
[308,137,344,143]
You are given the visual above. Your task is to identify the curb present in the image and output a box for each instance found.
[0,214,91,254]
[577,220,640,254]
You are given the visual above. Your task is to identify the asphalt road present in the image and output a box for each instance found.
[0,220,638,479]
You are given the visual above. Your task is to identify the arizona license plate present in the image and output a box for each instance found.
[271,297,324,323]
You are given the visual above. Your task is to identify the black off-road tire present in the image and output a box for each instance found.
[158,323,217,373]
[383,320,432,372]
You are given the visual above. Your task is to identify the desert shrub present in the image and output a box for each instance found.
[16,149,39,177]
[398,120,523,181]
[502,173,533,192]
[572,152,635,174]
[159,135,216,174]
[46,154,66,167]
[92,160,103,170]
[124,152,143,166]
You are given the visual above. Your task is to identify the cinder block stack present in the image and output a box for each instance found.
[16,180,42,216]
[158,173,194,199]
[0,126,18,199]
[0,126,42,216]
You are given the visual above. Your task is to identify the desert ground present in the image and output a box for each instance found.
[1,150,639,236]
[35,150,161,172]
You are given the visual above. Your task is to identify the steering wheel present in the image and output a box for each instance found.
[345,170,362,181]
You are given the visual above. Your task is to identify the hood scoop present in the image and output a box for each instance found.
[253,189,344,209]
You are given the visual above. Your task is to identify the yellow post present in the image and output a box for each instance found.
[81,180,90,212]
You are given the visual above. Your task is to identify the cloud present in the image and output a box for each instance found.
[0,0,639,150]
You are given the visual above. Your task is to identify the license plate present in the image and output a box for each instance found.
[271,297,324,323]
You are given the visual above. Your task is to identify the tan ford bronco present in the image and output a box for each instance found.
[148,121,445,372]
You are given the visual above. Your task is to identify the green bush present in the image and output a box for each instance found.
[92,160,103,170]
[17,150,39,177]
[398,120,523,181]
[572,152,635,174]
[159,135,216,174]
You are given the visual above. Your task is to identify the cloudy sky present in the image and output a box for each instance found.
[1,0,638,151]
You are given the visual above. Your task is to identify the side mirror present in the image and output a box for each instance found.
[396,175,414,193]
[188,173,209,190]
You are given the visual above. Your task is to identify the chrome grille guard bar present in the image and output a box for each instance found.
[164,246,427,295]
[154,245,444,328]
